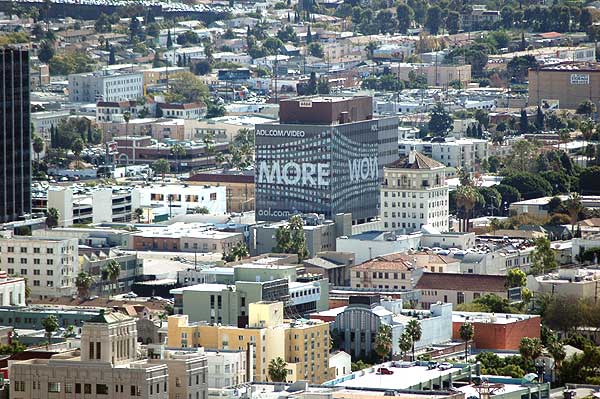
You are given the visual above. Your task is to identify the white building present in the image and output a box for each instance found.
[329,351,351,379]
[47,185,140,227]
[213,52,253,65]
[68,70,144,103]
[136,184,227,216]
[159,103,206,120]
[336,231,423,264]
[381,151,449,233]
[205,349,250,388]
[0,271,26,306]
[31,110,71,140]
[164,46,206,65]
[398,138,489,173]
[0,234,78,299]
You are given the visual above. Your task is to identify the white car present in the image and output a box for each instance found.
[438,363,452,371]
[123,292,138,298]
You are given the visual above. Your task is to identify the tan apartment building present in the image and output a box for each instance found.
[392,63,471,88]
[529,62,600,110]
[10,311,208,399]
[187,173,255,213]
[167,302,332,384]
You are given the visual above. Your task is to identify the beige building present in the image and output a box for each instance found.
[415,273,507,309]
[527,268,600,299]
[391,63,471,87]
[167,301,333,384]
[10,311,208,399]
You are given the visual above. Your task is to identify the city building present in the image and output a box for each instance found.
[255,96,399,223]
[452,312,541,350]
[80,249,144,296]
[0,234,78,299]
[416,273,508,309]
[526,268,600,299]
[251,213,352,258]
[1,47,31,224]
[135,184,227,217]
[205,349,251,388]
[171,260,329,322]
[0,305,102,330]
[129,223,244,254]
[303,252,354,287]
[529,62,600,110]
[10,311,209,399]
[381,151,449,233]
[391,63,472,88]
[327,296,452,358]
[68,70,144,103]
[398,138,488,173]
[336,231,423,264]
[0,271,26,306]
[186,172,255,213]
[159,103,206,120]
[167,301,332,384]
[46,185,140,226]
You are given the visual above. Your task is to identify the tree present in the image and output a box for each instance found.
[425,6,443,34]
[446,11,460,34]
[374,324,392,361]
[519,109,529,134]
[33,134,44,164]
[103,259,121,297]
[506,268,527,288]
[151,158,170,180]
[564,193,583,233]
[428,103,453,136]
[206,100,226,119]
[273,215,309,261]
[396,4,414,34]
[171,143,187,174]
[42,315,59,349]
[134,208,143,223]
[376,10,398,34]
[63,325,76,338]
[547,337,566,371]
[49,51,96,75]
[268,357,288,382]
[507,56,538,84]
[502,172,553,200]
[38,40,54,63]
[307,42,324,58]
[580,166,600,195]
[75,271,94,299]
[531,237,558,275]
[398,331,412,359]
[455,185,483,232]
[165,72,209,103]
[108,46,116,65]
[45,207,60,229]
[577,100,596,117]
[459,322,474,361]
[317,77,330,94]
[519,337,542,362]
[405,319,422,361]
[535,106,545,131]
[95,13,113,33]
[71,138,84,169]
[166,30,173,49]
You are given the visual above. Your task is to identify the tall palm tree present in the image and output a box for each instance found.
[75,271,94,299]
[519,337,542,363]
[103,260,121,297]
[171,144,186,173]
[33,134,44,164]
[202,132,215,168]
[564,193,582,234]
[268,357,288,382]
[374,324,392,362]
[42,315,58,350]
[398,331,412,360]
[581,119,595,141]
[405,319,422,361]
[459,322,474,361]
[455,185,481,232]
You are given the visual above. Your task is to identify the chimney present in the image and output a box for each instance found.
[408,151,416,164]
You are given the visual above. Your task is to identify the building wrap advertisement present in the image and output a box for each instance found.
[255,120,382,221]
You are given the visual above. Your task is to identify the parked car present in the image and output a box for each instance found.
[438,363,452,371]
[123,292,138,298]
[376,367,394,375]
[427,361,439,370]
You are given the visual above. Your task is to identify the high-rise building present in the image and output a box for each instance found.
[255,96,398,223]
[0,47,31,224]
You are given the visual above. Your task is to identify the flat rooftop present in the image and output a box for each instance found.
[452,312,539,325]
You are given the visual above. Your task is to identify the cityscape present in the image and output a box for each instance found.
[2,0,600,398]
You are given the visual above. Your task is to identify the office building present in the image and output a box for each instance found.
[255,96,398,223]
[381,151,449,233]
[10,311,209,399]
[68,70,144,103]
[167,301,333,384]
[205,349,250,388]
[415,273,507,309]
[0,271,26,306]
[0,234,78,299]
[0,47,31,224]
[398,138,488,173]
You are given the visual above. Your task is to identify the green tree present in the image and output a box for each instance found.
[171,143,187,173]
[459,322,474,361]
[151,158,170,180]
[268,357,288,382]
[33,134,45,164]
[42,315,59,349]
[374,324,392,361]
[273,215,309,261]
[564,193,583,234]
[165,72,209,103]
[425,6,443,34]
[63,325,76,338]
[579,166,600,195]
[455,185,483,232]
[75,271,94,299]
[308,42,324,58]
[405,319,422,361]
[38,40,55,63]
[45,207,60,229]
[134,208,143,223]
[396,4,414,34]
[445,11,460,34]
[48,51,96,75]
[506,268,527,288]
[103,259,121,296]
[428,103,453,136]
[519,337,542,362]
[398,331,412,359]
[501,172,553,200]
[94,13,113,33]
[376,10,398,34]
[531,237,558,275]
[577,100,596,117]
[71,138,84,169]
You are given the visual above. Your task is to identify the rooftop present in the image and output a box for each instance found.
[452,311,540,325]
[415,273,506,292]
[387,151,445,170]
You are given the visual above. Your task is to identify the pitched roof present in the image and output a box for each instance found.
[387,151,445,170]
[415,272,507,292]
[88,310,133,324]
[353,253,420,271]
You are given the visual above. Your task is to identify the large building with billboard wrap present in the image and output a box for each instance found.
[255,96,398,223]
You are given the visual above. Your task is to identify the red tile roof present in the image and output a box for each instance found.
[415,272,507,292]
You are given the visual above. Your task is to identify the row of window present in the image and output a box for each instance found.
[356,271,408,280]
[15,382,143,396]
[6,268,53,275]
[5,247,57,254]
[4,258,56,265]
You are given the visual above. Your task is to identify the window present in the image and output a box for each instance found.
[85,384,92,394]
[65,384,73,393]
[76,384,82,394]
[131,386,137,396]
[96,384,108,395]
[47,270,54,276]
[14,381,25,391]
[7,247,13,253]
[48,382,61,393]
[457,292,465,305]
[34,247,40,254]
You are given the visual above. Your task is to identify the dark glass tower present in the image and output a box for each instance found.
[0,48,31,223]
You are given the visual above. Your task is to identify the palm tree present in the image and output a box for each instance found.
[546,339,566,371]
[45,207,60,229]
[374,324,392,362]
[405,319,422,361]
[564,193,583,234]
[455,185,481,232]
[33,134,44,164]
[42,315,59,350]
[519,337,543,363]
[398,331,412,360]
[63,325,76,338]
[103,260,121,297]
[268,357,288,382]
[134,207,143,223]
[171,144,186,173]
[71,138,84,169]
[75,271,94,299]
[459,322,474,361]
[123,111,132,167]
[581,119,595,141]
[202,132,215,168]
[232,242,249,261]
